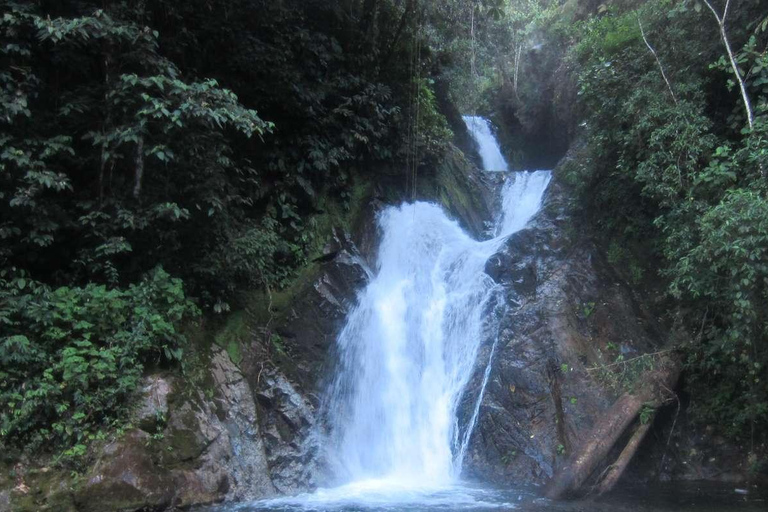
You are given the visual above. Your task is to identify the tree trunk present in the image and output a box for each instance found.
[596,418,654,495]
[545,358,679,499]
[381,0,415,69]
[703,0,754,129]
[638,17,677,105]
[358,0,380,54]
[98,53,111,206]
[133,135,144,200]
[513,44,523,100]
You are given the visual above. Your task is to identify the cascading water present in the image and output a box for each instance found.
[322,170,552,490]
[230,120,551,511]
[462,115,509,172]
[496,171,552,236]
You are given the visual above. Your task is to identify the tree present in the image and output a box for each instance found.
[702,0,755,129]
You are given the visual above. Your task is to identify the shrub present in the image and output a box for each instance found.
[0,267,199,453]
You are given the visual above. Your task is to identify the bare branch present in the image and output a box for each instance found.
[703,0,755,129]
[638,17,677,105]
[702,0,721,23]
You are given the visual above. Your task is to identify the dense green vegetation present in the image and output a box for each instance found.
[2,0,766,469]
[0,0,509,458]
[0,0,461,457]
[1,267,196,455]
[555,0,768,442]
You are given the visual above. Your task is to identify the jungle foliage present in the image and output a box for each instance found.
[556,0,768,440]
[3,0,766,462]
[0,0,478,456]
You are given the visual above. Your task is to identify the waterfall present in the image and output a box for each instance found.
[321,175,551,490]
[245,118,551,510]
[496,171,552,236]
[462,115,509,172]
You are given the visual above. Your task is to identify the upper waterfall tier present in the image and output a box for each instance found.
[462,115,509,172]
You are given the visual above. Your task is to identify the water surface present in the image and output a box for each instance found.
[205,482,765,511]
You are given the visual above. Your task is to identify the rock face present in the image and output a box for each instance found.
[460,177,665,486]
[75,348,276,511]
[239,227,374,493]
[253,370,319,493]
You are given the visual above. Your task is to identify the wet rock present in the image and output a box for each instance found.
[161,348,275,505]
[461,178,664,486]
[71,347,275,511]
[235,227,374,495]
[207,348,275,502]
[254,370,319,494]
[260,228,371,393]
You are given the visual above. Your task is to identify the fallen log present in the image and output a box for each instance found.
[595,418,653,495]
[545,356,679,499]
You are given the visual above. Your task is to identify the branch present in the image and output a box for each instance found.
[586,349,673,372]
[638,17,677,105]
[703,0,754,129]
[702,0,722,23]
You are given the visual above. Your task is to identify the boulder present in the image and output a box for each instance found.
[76,430,175,512]
[254,370,319,493]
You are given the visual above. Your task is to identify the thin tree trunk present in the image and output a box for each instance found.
[513,44,523,100]
[381,0,415,69]
[133,135,144,200]
[596,418,654,495]
[470,7,476,80]
[358,0,379,54]
[98,54,111,206]
[638,17,677,105]
[703,0,754,129]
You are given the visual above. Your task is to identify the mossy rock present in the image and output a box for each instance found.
[214,310,249,366]
[416,145,491,237]
[73,430,175,512]
[8,468,77,512]
[154,406,208,468]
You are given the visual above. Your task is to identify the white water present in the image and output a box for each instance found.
[231,119,551,511]
[496,171,552,236]
[462,115,509,172]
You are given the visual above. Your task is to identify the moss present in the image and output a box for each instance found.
[245,262,321,327]
[152,407,207,469]
[305,173,374,261]
[75,481,154,512]
[9,469,77,512]
[436,151,473,212]
[213,311,248,366]
[162,428,203,465]
[416,146,489,235]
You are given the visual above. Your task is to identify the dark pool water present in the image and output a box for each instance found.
[200,481,766,512]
